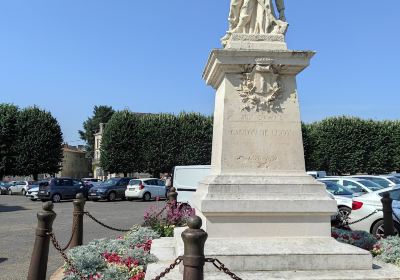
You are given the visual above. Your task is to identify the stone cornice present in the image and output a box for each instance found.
[203,49,315,89]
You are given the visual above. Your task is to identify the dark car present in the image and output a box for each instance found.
[88,177,132,202]
[0,182,11,195]
[37,178,89,203]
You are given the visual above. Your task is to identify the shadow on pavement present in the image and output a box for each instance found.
[0,258,8,264]
[0,204,28,213]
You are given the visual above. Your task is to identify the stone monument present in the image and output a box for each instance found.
[146,1,400,279]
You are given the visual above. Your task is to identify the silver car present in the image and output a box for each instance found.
[8,181,36,195]
[26,186,39,201]
[350,175,400,189]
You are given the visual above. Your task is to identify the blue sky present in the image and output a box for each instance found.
[1,1,399,144]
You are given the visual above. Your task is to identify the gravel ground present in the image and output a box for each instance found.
[0,195,160,280]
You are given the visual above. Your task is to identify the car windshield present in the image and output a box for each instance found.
[387,177,400,184]
[359,180,384,191]
[323,181,353,196]
[101,178,119,186]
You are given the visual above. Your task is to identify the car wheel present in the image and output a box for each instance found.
[8,189,12,195]
[143,192,151,201]
[21,189,26,196]
[108,192,116,202]
[338,206,352,221]
[372,220,400,237]
[52,194,62,203]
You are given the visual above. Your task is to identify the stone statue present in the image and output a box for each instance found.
[222,0,288,46]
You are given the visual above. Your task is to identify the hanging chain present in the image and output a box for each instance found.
[48,232,88,280]
[342,209,381,226]
[60,214,79,251]
[151,256,183,280]
[206,258,243,280]
[84,211,140,232]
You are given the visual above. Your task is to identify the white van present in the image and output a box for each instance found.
[173,165,211,205]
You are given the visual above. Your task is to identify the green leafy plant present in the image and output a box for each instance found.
[373,236,400,267]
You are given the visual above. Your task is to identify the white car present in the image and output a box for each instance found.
[8,181,36,195]
[350,175,400,189]
[320,177,383,195]
[348,187,400,236]
[125,178,166,201]
[318,180,353,219]
[26,186,39,201]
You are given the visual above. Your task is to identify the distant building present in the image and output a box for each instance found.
[57,144,91,179]
[93,123,106,180]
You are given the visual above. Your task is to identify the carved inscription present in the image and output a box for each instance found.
[239,113,284,122]
[234,154,278,169]
[229,128,294,137]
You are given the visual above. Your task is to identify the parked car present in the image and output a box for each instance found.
[8,181,37,195]
[320,177,383,195]
[350,175,400,189]
[348,188,400,236]
[88,177,132,201]
[0,182,11,195]
[26,185,39,201]
[318,180,353,219]
[37,178,88,203]
[125,178,166,201]
[82,178,103,188]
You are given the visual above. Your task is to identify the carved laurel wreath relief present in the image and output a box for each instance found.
[236,64,285,112]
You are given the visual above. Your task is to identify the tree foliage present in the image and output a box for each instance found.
[100,112,213,176]
[79,105,115,158]
[16,107,63,180]
[100,110,142,176]
[0,104,19,179]
[302,116,400,175]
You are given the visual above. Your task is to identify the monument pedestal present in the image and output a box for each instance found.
[146,44,400,279]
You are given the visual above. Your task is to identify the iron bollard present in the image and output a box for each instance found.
[27,201,56,280]
[181,215,208,280]
[381,192,395,237]
[70,193,86,248]
[168,187,178,207]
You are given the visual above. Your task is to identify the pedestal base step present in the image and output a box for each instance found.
[145,237,400,280]
[145,262,400,280]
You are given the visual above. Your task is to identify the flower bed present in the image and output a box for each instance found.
[143,202,195,237]
[63,227,159,280]
[373,236,400,267]
[331,227,378,251]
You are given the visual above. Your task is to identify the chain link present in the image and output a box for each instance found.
[341,209,381,226]
[60,214,79,251]
[151,256,183,280]
[393,211,400,223]
[84,211,140,232]
[48,232,88,280]
[206,258,243,280]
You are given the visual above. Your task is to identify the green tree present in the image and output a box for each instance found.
[16,107,63,180]
[0,104,19,179]
[100,110,142,176]
[79,105,115,158]
[176,112,213,166]
[138,113,179,176]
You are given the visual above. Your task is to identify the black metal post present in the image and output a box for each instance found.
[381,192,395,237]
[70,193,86,248]
[167,187,178,208]
[181,216,208,280]
[27,202,56,280]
